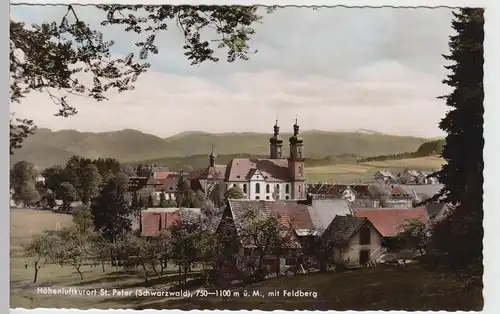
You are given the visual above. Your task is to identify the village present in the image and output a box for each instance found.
[10,119,447,281]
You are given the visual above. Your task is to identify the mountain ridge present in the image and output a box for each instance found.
[11,128,442,169]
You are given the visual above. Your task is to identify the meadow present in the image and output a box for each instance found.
[304,156,446,183]
[10,205,480,311]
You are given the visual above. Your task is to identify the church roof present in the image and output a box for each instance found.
[224,158,292,182]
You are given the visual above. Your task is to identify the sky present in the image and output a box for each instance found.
[10,5,455,138]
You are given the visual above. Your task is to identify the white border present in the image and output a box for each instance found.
[6,1,500,314]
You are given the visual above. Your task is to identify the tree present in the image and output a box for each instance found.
[114,172,130,191]
[120,164,137,177]
[49,228,91,280]
[10,160,40,205]
[89,232,111,273]
[73,205,94,236]
[226,185,245,200]
[42,165,66,193]
[158,191,168,208]
[235,208,288,280]
[147,194,155,208]
[58,182,78,211]
[10,4,270,154]
[117,235,160,286]
[209,182,226,208]
[429,8,484,272]
[130,192,142,216]
[100,170,115,188]
[91,178,132,245]
[24,232,55,283]
[169,214,202,284]
[80,164,102,205]
[397,220,430,256]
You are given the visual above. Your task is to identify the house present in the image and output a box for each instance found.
[306,184,380,208]
[353,207,429,250]
[374,171,396,183]
[140,208,202,237]
[418,171,439,185]
[223,119,306,200]
[402,170,421,184]
[399,184,444,203]
[221,199,314,274]
[219,197,358,274]
[324,215,384,266]
[384,185,413,208]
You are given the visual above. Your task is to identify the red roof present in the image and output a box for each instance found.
[141,211,180,237]
[353,207,429,237]
[153,172,177,181]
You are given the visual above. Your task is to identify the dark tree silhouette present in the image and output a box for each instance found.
[429,8,484,274]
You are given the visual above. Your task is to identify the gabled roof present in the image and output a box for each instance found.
[353,207,429,237]
[225,158,291,182]
[399,184,444,200]
[376,171,395,179]
[306,199,352,231]
[405,170,421,177]
[326,215,373,242]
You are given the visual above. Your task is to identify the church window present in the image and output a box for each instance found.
[285,184,290,194]
[298,165,303,176]
[266,196,270,200]
[256,196,260,200]
[298,184,302,192]
[243,184,247,193]
[255,183,261,193]
[266,184,270,193]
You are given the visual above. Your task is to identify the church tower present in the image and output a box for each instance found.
[209,144,216,167]
[288,118,305,199]
[269,119,284,159]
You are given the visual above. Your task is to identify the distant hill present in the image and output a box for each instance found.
[10,128,436,169]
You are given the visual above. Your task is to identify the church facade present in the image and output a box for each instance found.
[222,119,307,200]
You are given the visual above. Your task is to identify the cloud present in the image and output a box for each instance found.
[9,5,456,137]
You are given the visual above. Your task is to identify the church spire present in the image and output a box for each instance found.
[209,144,215,167]
[269,118,283,159]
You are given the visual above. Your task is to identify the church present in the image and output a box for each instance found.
[192,119,306,201]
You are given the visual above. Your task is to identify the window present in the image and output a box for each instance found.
[244,248,251,257]
[285,184,290,194]
[298,184,302,192]
[266,196,270,200]
[255,183,260,193]
[256,196,260,200]
[359,226,371,245]
[243,184,247,193]
[266,184,270,193]
[233,184,236,188]
[285,258,296,267]
[286,196,290,200]
[298,165,303,176]
[276,184,280,191]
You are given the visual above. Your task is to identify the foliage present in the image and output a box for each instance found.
[9,4,267,154]
[73,204,94,235]
[158,191,168,208]
[80,164,102,205]
[302,229,349,273]
[147,194,155,207]
[91,178,132,243]
[397,220,430,256]
[226,185,245,200]
[58,182,78,210]
[120,164,137,177]
[428,8,484,272]
[169,216,202,284]
[114,172,130,190]
[10,160,40,205]
[116,235,161,286]
[235,208,290,279]
[24,232,55,283]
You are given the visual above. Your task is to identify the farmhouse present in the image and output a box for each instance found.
[374,170,396,183]
[353,207,430,250]
[324,215,384,266]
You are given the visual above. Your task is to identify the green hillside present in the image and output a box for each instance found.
[10,128,434,169]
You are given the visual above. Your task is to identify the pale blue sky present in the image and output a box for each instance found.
[10,5,455,137]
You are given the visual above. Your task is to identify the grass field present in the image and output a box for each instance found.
[305,156,445,183]
[11,208,481,310]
